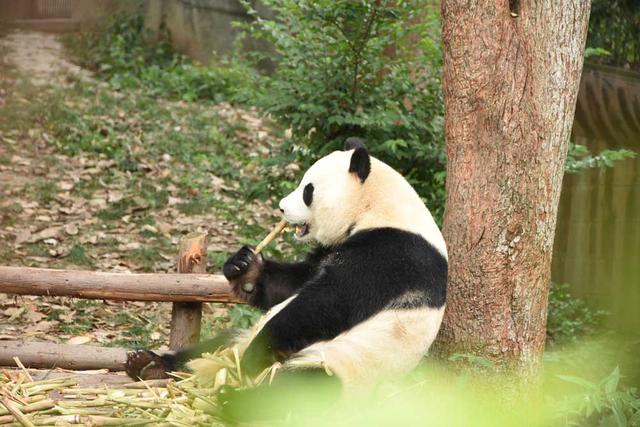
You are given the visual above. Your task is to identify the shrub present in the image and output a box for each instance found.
[546,282,607,347]
[557,367,640,426]
[63,7,635,225]
[64,11,259,103]
[240,0,447,220]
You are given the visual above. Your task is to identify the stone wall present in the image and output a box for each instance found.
[144,0,270,64]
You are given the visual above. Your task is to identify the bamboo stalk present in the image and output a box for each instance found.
[253,219,287,254]
[11,360,32,384]
[0,398,34,427]
[0,400,54,418]
[122,379,174,389]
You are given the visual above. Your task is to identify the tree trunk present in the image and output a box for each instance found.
[436,0,591,377]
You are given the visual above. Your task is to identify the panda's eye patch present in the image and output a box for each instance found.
[303,183,314,207]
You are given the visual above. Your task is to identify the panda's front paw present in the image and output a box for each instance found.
[223,245,264,302]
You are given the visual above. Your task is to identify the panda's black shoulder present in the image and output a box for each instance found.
[304,245,334,265]
[326,227,447,308]
[339,227,446,261]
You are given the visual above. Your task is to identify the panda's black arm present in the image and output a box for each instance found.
[240,280,351,375]
[250,259,318,310]
[224,245,330,311]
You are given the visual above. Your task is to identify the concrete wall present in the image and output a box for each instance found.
[71,0,143,29]
[144,0,270,64]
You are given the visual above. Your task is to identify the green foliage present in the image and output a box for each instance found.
[588,0,640,70]
[565,144,637,174]
[228,304,262,329]
[558,367,640,426]
[64,11,259,103]
[240,0,446,220]
[62,8,636,228]
[584,47,612,59]
[547,283,607,347]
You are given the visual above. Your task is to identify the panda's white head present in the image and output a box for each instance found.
[279,138,447,257]
[279,138,370,246]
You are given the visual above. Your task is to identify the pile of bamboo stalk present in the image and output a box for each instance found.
[0,347,283,426]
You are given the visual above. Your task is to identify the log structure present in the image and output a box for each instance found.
[0,267,241,303]
[0,233,248,370]
[170,233,208,349]
[0,341,128,371]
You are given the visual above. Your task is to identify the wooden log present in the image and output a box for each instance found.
[170,233,207,349]
[0,266,243,303]
[0,341,128,371]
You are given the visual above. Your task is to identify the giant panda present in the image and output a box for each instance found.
[125,138,447,420]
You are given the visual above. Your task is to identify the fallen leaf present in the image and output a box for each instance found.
[108,190,124,203]
[28,226,62,243]
[142,224,158,234]
[89,198,107,209]
[25,320,58,333]
[67,335,92,345]
[3,307,23,320]
[59,181,74,191]
[14,229,31,244]
[64,223,79,236]
[25,311,46,323]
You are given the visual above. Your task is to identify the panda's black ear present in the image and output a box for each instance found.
[344,137,367,151]
[349,147,370,183]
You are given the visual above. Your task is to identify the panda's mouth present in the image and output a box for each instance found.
[295,223,310,238]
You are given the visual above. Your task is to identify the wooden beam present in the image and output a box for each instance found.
[0,266,243,303]
[0,341,128,371]
[170,233,207,349]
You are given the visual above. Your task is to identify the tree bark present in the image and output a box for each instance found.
[436,0,591,377]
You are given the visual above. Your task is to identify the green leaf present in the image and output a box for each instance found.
[612,403,628,427]
[557,374,600,390]
[604,367,622,395]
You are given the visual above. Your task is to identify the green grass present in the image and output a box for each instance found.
[96,200,132,221]
[67,244,94,267]
[0,202,23,228]
[130,246,161,272]
[34,179,59,205]
[24,243,50,258]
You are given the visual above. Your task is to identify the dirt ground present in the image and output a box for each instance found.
[0,31,94,85]
[0,30,276,350]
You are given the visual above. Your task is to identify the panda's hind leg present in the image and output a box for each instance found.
[125,350,173,380]
[219,368,341,422]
